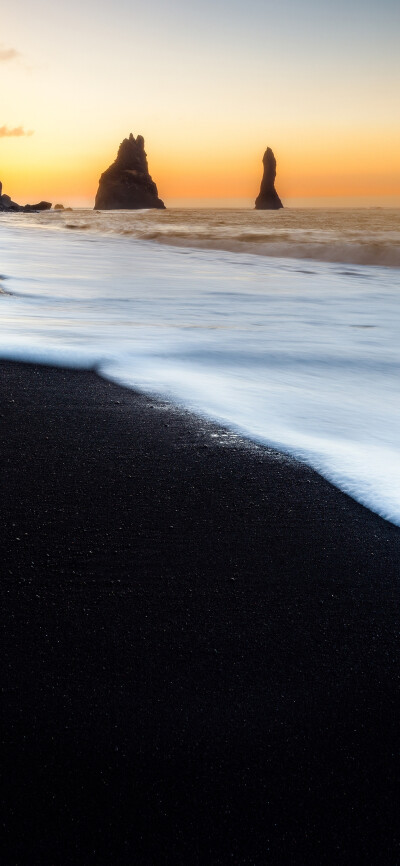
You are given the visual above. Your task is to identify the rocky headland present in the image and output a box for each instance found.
[255,148,283,210]
[94,134,165,210]
[0,181,51,213]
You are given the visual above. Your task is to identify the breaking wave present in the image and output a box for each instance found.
[1,218,400,524]
[130,232,400,267]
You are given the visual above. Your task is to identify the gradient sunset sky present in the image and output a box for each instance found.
[1,0,400,205]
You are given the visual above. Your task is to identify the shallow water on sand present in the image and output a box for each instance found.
[1,210,400,525]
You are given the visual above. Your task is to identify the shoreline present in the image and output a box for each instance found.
[1,360,400,864]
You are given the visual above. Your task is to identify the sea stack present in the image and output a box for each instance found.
[0,180,51,213]
[255,147,283,210]
[94,134,165,210]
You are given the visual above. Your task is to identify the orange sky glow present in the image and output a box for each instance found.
[2,130,400,207]
[1,0,399,207]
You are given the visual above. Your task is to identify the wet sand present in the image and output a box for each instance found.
[1,360,399,864]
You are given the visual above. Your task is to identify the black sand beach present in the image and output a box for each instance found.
[1,360,399,864]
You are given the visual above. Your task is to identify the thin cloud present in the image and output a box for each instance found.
[0,126,34,138]
[0,46,20,62]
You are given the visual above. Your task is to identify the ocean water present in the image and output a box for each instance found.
[7,205,400,267]
[1,207,400,525]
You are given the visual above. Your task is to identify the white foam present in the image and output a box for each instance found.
[1,221,400,525]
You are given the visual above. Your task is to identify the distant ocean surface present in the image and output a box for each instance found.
[6,206,400,267]
[1,207,400,525]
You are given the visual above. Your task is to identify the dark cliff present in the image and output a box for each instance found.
[94,134,165,210]
[255,148,283,210]
[0,180,51,213]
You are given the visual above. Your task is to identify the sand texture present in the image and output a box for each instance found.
[1,361,399,864]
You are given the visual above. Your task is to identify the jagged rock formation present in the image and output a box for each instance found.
[255,147,283,210]
[94,134,165,210]
[0,180,51,212]
[26,201,52,211]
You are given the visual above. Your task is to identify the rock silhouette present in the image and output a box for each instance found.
[255,148,283,210]
[94,134,165,210]
[0,180,51,212]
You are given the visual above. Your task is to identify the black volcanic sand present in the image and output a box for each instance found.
[1,361,399,865]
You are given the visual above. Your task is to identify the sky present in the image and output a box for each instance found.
[1,0,400,206]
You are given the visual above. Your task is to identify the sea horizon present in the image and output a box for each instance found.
[57,195,400,209]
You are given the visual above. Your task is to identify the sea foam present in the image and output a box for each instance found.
[1,215,400,526]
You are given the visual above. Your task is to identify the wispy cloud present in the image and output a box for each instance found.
[0,46,20,62]
[0,126,34,138]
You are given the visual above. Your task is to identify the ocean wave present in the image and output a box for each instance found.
[1,220,400,524]
[132,232,400,267]
[3,207,400,268]
[0,274,11,294]
[65,223,91,230]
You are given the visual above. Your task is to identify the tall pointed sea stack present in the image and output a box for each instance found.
[94,134,165,210]
[255,147,283,210]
